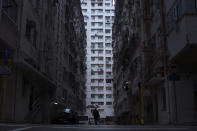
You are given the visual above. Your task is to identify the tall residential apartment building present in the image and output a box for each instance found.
[113,0,197,125]
[81,0,115,119]
[0,0,86,123]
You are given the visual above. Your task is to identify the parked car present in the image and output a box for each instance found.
[50,103,78,124]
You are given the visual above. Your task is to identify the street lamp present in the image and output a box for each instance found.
[53,102,58,105]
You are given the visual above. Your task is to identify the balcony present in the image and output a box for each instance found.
[106,61,113,64]
[91,53,104,57]
[91,82,104,86]
[91,75,104,79]
[91,98,104,101]
[106,75,113,79]
[90,60,104,64]
[106,83,113,87]
[91,89,104,94]
[91,39,103,43]
[106,68,112,72]
[106,98,113,101]
[91,19,103,22]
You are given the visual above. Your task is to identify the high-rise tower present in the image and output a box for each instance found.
[81,0,114,119]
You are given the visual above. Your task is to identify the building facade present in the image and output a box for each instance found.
[0,0,86,123]
[81,0,115,119]
[113,0,197,125]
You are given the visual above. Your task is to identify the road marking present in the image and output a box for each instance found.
[9,127,32,131]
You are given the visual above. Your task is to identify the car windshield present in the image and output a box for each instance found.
[64,109,71,113]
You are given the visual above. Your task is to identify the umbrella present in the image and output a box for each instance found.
[86,104,99,108]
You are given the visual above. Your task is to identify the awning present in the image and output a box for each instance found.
[171,43,197,63]
[14,59,56,88]
[171,43,197,72]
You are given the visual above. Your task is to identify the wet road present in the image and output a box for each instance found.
[0,124,197,131]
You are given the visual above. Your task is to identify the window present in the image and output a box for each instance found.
[106,79,112,83]
[91,50,95,54]
[98,22,103,26]
[98,94,104,98]
[98,29,103,33]
[98,87,104,91]
[106,94,112,98]
[98,79,103,83]
[98,102,104,105]
[98,16,103,19]
[111,16,114,21]
[91,102,96,104]
[106,102,112,105]
[106,57,111,61]
[105,43,111,47]
[98,36,103,40]
[98,9,103,13]
[105,29,111,33]
[91,57,95,61]
[98,43,103,48]
[98,3,103,6]
[98,57,103,61]
[91,36,95,40]
[106,72,111,75]
[91,16,95,20]
[91,94,95,98]
[98,71,103,75]
[105,23,110,27]
[91,43,95,48]
[82,9,87,13]
[91,87,95,90]
[166,1,182,33]
[91,22,95,26]
[2,0,17,22]
[98,50,103,54]
[25,20,33,40]
[106,87,112,90]
[105,36,111,39]
[105,10,110,13]
[91,9,95,13]
[106,50,111,54]
[98,109,104,112]
[105,16,110,21]
[106,64,111,68]
[105,3,110,6]
[91,3,95,7]
[84,16,88,20]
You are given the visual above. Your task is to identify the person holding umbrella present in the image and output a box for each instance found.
[92,108,100,125]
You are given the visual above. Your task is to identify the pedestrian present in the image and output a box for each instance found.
[92,108,100,125]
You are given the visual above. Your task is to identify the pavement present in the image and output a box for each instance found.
[0,123,197,131]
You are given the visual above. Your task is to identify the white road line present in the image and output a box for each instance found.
[9,127,32,131]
